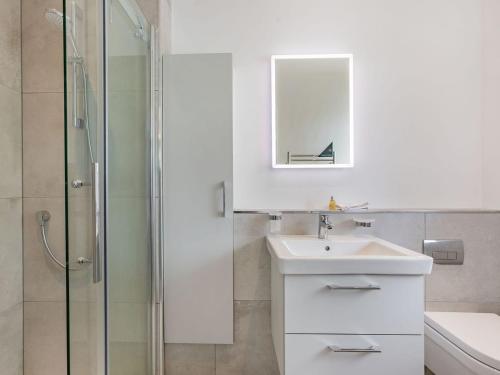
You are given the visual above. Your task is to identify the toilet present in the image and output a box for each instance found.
[425,312,500,375]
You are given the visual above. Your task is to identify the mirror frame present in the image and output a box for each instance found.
[271,54,354,169]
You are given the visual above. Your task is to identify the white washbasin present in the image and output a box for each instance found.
[266,234,433,275]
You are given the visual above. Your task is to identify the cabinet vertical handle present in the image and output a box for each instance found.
[92,162,101,283]
[222,180,228,218]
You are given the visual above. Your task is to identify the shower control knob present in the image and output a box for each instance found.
[77,257,92,264]
[71,179,90,188]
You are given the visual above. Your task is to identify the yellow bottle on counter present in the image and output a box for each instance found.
[328,196,337,211]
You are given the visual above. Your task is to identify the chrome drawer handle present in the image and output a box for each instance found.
[328,345,382,353]
[326,284,380,290]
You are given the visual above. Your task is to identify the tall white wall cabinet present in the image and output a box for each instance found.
[163,54,234,344]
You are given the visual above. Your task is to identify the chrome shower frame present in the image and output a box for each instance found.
[149,25,164,375]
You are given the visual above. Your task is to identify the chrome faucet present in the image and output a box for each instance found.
[318,215,334,239]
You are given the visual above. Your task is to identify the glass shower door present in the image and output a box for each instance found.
[64,1,105,375]
[64,0,154,374]
[106,1,152,374]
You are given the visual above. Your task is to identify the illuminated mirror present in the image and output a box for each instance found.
[272,54,353,168]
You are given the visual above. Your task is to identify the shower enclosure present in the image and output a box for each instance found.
[62,1,162,374]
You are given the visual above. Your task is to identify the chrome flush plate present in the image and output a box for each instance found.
[423,239,464,265]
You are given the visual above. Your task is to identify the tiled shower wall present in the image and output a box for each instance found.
[0,0,23,374]
[164,211,500,375]
[19,0,163,374]
[22,0,67,374]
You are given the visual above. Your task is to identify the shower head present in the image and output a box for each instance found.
[44,8,94,163]
[45,8,82,59]
[45,8,65,30]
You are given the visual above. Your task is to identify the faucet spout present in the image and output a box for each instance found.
[318,215,334,239]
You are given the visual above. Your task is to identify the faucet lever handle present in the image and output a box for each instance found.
[320,215,333,226]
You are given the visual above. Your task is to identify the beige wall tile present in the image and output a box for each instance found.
[108,302,148,343]
[23,93,65,198]
[0,4,22,372]
[0,198,23,311]
[0,85,22,198]
[281,213,317,235]
[107,91,148,199]
[69,299,101,375]
[215,301,279,375]
[234,214,271,301]
[425,213,500,303]
[0,0,21,91]
[22,0,64,93]
[136,0,159,25]
[107,197,150,303]
[0,303,23,375]
[24,301,66,375]
[367,213,425,253]
[165,344,216,375]
[23,198,66,302]
[109,56,147,93]
[109,342,148,375]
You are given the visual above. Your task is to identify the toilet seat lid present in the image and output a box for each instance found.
[425,312,500,371]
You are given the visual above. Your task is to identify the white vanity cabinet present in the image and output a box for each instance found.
[271,263,426,375]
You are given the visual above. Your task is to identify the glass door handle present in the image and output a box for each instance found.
[92,162,102,283]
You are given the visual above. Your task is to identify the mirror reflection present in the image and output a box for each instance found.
[272,55,353,168]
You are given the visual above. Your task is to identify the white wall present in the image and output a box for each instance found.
[482,0,500,209]
[171,0,488,210]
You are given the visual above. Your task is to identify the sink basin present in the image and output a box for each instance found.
[266,235,433,275]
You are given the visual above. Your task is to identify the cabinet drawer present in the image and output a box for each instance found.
[285,334,423,375]
[285,275,424,334]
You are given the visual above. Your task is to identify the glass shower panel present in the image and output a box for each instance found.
[106,1,152,374]
[65,0,153,374]
[64,0,105,375]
